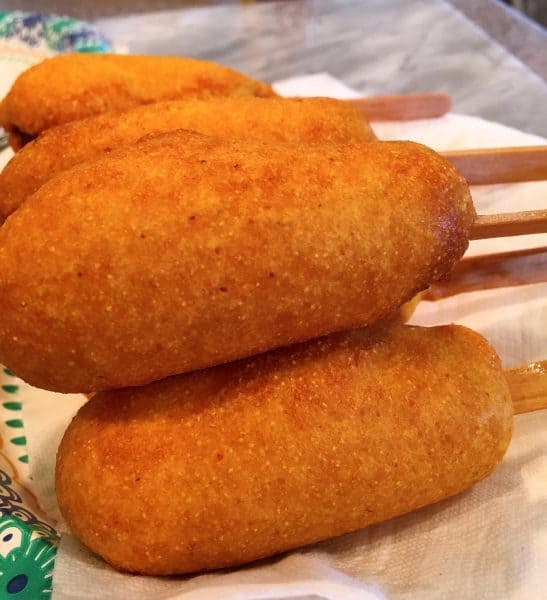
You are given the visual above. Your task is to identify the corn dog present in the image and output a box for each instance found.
[0,131,474,392]
[55,323,512,575]
[0,97,375,220]
[0,54,275,149]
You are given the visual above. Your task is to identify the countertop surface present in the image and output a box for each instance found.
[1,0,546,135]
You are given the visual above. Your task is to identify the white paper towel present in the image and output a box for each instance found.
[2,74,545,599]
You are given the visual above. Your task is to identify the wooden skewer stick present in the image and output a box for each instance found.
[471,210,547,240]
[506,360,547,415]
[423,246,547,301]
[443,145,547,185]
[352,95,546,184]
[347,92,451,121]
[347,95,547,184]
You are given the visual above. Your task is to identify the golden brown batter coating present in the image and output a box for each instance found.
[0,53,275,149]
[55,324,513,575]
[0,97,375,220]
[0,132,474,392]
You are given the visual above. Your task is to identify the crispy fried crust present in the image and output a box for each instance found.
[55,324,513,575]
[0,97,375,219]
[0,54,275,146]
[0,133,474,392]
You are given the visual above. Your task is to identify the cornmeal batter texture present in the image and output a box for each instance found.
[0,54,514,578]
[56,324,512,575]
[0,96,375,219]
[0,53,275,148]
[0,132,473,392]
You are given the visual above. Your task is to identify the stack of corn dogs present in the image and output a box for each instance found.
[0,54,544,577]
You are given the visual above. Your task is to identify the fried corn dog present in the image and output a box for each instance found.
[0,131,474,392]
[0,53,275,149]
[55,323,512,576]
[0,97,375,220]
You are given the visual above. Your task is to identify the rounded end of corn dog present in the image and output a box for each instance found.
[0,133,474,392]
[55,324,512,575]
[0,53,276,144]
[0,98,28,150]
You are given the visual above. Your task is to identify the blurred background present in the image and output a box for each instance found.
[0,1,544,79]
[0,0,545,26]
[503,0,546,26]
